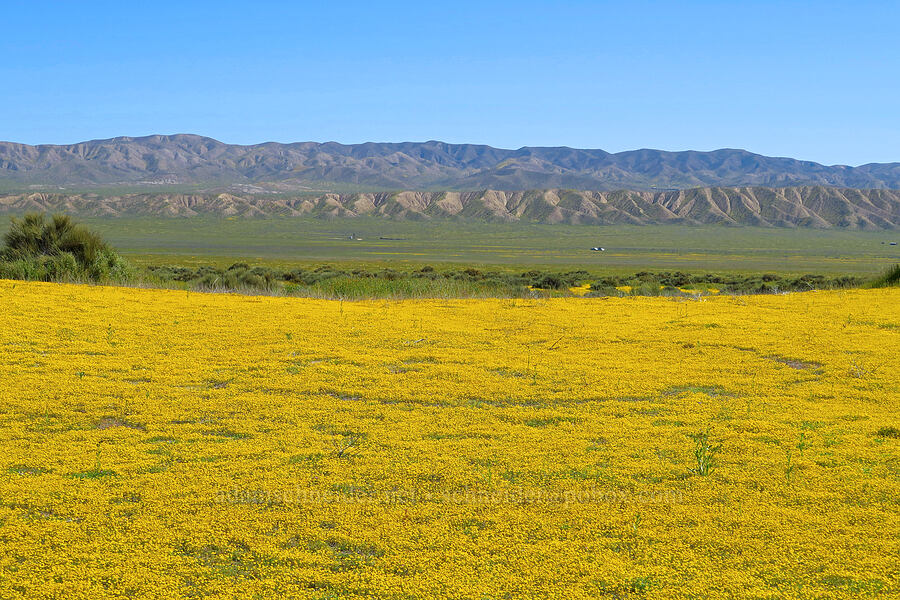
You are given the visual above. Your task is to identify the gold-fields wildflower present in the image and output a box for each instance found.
[0,281,897,599]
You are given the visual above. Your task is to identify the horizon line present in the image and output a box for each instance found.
[2,133,896,169]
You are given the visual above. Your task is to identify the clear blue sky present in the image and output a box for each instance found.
[3,1,898,165]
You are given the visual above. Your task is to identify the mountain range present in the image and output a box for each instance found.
[2,134,900,191]
[3,187,898,229]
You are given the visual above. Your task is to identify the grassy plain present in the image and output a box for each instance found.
[48,217,900,275]
[0,281,897,598]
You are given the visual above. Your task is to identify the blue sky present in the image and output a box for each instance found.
[2,1,898,165]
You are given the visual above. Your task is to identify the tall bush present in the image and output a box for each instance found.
[0,213,132,283]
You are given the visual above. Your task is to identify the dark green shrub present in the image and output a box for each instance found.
[533,274,565,289]
[0,213,132,283]
[660,285,689,297]
[586,285,624,297]
[630,282,661,296]
[871,264,900,288]
[592,276,624,288]
[658,271,694,287]
[189,264,279,291]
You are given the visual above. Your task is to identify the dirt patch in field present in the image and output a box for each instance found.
[96,417,146,431]
[662,385,736,398]
[766,355,822,370]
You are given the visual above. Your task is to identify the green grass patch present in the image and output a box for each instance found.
[875,426,900,439]
[819,574,886,594]
[663,385,736,398]
[0,217,890,275]
[523,415,580,427]
[66,468,117,479]
[201,429,252,440]
[145,435,179,443]
[7,465,49,476]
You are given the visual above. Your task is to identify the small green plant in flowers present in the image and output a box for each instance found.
[784,447,796,481]
[688,429,722,476]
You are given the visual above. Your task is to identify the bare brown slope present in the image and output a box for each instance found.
[0,186,898,229]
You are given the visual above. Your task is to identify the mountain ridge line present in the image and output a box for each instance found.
[2,134,900,191]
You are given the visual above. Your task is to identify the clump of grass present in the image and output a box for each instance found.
[870,264,900,288]
[67,468,118,479]
[7,465,49,476]
[0,213,132,283]
[784,447,796,481]
[688,429,722,476]
[145,435,179,443]
[875,426,900,439]
[523,416,579,427]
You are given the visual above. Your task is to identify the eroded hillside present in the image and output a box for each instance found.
[1,186,898,228]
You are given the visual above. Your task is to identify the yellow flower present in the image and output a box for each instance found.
[0,280,897,599]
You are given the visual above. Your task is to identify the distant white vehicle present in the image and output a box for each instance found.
[591,247,606,251]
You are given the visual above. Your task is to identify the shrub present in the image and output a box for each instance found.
[659,285,689,297]
[871,264,900,288]
[631,282,660,296]
[531,274,565,290]
[592,276,624,288]
[586,285,624,297]
[0,213,132,283]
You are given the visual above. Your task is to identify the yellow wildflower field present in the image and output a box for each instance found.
[1,280,898,599]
